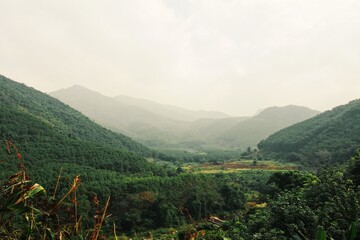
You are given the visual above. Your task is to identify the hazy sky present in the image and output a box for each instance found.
[1,0,359,116]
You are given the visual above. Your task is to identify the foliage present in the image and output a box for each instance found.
[3,143,360,239]
[266,171,317,197]
[0,140,110,239]
[345,149,360,186]
[256,167,360,239]
[1,140,272,238]
[154,148,246,164]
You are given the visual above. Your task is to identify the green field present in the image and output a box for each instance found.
[183,159,299,174]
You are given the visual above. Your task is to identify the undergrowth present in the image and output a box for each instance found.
[0,139,112,240]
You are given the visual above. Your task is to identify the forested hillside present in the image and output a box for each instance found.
[0,75,166,182]
[258,99,360,166]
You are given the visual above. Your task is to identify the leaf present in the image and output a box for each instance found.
[291,234,304,240]
[345,221,360,240]
[27,183,46,198]
[46,227,56,240]
[7,204,31,215]
[15,183,46,204]
[316,227,326,240]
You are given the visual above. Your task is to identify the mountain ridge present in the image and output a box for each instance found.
[217,105,320,148]
[114,94,231,121]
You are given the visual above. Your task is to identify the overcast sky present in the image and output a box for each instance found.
[1,0,359,116]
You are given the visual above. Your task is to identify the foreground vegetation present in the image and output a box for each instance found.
[2,138,360,239]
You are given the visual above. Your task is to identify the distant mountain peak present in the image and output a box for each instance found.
[255,105,320,119]
[218,104,320,148]
[66,84,97,92]
[51,85,110,100]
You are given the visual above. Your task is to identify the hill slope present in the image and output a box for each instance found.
[218,105,320,148]
[0,75,162,184]
[258,100,360,166]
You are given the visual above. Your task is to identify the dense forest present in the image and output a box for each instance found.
[2,139,360,239]
[258,99,360,167]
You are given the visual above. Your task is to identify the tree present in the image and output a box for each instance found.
[346,149,360,186]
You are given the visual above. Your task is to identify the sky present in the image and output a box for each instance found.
[1,0,359,116]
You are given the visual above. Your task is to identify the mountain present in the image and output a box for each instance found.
[218,105,320,148]
[0,75,163,184]
[114,95,230,121]
[186,117,249,141]
[50,85,194,145]
[50,85,239,148]
[258,100,360,166]
[50,85,321,150]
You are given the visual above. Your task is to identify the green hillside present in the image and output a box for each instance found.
[218,105,320,148]
[258,99,360,166]
[0,75,165,183]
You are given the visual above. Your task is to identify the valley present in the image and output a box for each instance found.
[50,85,320,151]
[1,74,360,240]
